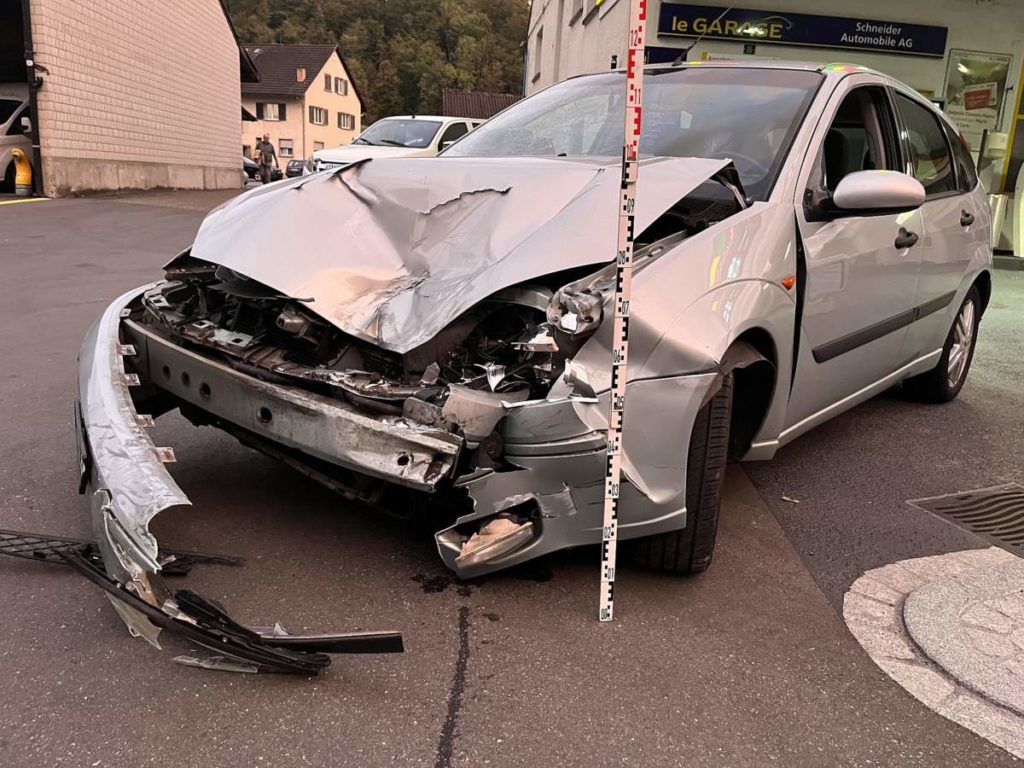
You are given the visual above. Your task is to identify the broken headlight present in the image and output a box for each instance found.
[546,286,604,337]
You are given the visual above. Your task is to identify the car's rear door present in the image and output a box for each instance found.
[893,90,981,358]
[788,77,924,428]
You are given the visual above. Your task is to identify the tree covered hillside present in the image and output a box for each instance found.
[227,0,530,121]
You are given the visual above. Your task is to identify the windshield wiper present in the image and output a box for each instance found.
[353,137,376,145]
[377,139,408,147]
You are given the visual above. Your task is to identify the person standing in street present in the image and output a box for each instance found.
[256,134,277,184]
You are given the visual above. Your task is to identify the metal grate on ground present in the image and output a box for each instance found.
[907,483,1024,556]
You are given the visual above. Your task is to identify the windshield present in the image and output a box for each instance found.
[0,100,22,126]
[354,118,442,148]
[444,67,821,200]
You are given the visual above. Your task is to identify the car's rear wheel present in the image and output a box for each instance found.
[1,162,13,193]
[903,286,981,403]
[628,373,733,574]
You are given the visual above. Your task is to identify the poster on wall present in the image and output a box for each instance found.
[943,49,1012,148]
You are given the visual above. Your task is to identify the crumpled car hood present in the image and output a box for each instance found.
[189,155,730,353]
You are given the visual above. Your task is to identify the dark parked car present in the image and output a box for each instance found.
[242,155,258,180]
[242,155,282,182]
[285,159,305,178]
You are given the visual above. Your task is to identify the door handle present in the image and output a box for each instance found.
[960,210,975,227]
[894,227,919,250]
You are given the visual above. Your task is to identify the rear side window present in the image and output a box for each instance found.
[944,123,979,192]
[896,94,957,197]
[438,122,469,147]
[0,99,22,126]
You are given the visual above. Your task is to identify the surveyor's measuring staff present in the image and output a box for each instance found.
[599,0,648,622]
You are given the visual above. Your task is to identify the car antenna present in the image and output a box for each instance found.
[671,6,733,65]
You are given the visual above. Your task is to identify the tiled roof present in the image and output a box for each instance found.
[242,44,337,97]
[442,89,520,120]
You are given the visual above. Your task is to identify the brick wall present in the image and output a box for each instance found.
[30,0,242,194]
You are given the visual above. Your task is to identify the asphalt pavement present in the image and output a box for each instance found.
[0,194,1021,766]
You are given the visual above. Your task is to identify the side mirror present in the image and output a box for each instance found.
[20,115,32,135]
[831,170,925,215]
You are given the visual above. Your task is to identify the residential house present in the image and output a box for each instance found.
[242,44,363,166]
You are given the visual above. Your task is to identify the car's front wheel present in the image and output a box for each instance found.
[904,286,981,403]
[627,373,733,574]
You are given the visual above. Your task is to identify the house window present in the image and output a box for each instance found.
[338,112,356,130]
[257,102,286,121]
[279,138,294,157]
[309,106,328,125]
[334,78,349,96]
[532,27,543,81]
[324,74,332,91]
[242,144,251,158]
[314,141,325,151]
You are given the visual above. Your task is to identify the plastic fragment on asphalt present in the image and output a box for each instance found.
[174,655,260,674]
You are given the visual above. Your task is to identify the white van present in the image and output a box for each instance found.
[0,84,32,192]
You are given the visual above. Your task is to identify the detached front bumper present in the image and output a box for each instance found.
[76,287,404,670]
[78,285,189,588]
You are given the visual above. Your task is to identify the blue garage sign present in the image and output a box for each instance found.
[658,4,948,58]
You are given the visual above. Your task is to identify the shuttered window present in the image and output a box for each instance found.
[256,102,286,121]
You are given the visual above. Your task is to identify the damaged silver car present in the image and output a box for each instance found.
[78,62,992,634]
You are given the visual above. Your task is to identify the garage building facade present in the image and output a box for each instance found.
[3,0,256,197]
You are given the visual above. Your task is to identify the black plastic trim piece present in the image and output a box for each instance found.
[812,290,955,363]
[56,549,404,674]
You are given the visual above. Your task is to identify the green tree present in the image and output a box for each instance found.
[227,0,530,121]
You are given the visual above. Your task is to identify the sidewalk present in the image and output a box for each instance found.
[846,548,1024,758]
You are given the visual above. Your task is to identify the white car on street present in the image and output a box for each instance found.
[0,83,32,192]
[303,115,482,173]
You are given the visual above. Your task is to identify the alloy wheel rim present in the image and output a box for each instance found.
[947,300,975,388]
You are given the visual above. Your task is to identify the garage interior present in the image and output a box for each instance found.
[0,1,40,196]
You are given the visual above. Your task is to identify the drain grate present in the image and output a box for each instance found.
[908,483,1024,556]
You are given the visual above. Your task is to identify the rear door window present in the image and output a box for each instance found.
[895,94,957,197]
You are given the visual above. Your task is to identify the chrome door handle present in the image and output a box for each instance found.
[894,227,919,249]
[960,210,975,227]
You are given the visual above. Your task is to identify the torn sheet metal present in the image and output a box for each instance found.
[186,156,729,353]
[571,373,719,504]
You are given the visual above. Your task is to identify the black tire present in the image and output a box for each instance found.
[1,163,13,194]
[628,373,733,574]
[903,286,981,404]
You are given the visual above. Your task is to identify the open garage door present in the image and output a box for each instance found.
[0,1,40,195]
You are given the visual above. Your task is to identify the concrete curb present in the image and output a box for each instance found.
[844,548,1024,760]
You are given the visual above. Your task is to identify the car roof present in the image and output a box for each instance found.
[600,59,886,80]
[376,115,476,122]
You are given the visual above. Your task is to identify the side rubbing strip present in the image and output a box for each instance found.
[812,291,956,364]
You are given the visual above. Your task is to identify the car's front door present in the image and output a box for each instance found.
[893,90,978,358]
[787,80,924,428]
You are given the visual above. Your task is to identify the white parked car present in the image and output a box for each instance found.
[0,83,32,192]
[303,115,482,173]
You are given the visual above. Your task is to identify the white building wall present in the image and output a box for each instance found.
[528,0,1024,138]
[30,0,242,196]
